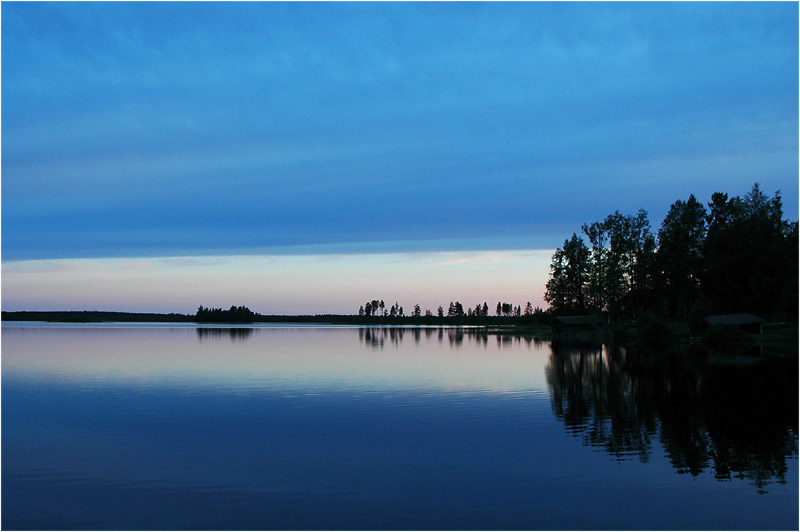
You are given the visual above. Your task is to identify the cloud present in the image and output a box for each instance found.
[2,2,797,261]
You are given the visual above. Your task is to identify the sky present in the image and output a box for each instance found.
[2,2,798,314]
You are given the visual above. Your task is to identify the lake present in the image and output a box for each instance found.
[2,323,797,530]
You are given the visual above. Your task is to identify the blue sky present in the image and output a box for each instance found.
[2,2,798,313]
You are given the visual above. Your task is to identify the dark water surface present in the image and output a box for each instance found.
[2,323,797,530]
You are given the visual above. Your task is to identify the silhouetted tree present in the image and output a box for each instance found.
[545,233,591,314]
[195,305,255,323]
[580,210,656,320]
[703,184,796,316]
[545,183,797,321]
[656,194,707,318]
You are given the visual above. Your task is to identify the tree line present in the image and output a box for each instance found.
[0,310,193,323]
[544,183,798,322]
[358,299,545,320]
[2,307,552,326]
[195,305,256,323]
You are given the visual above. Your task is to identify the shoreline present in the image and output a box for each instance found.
[3,310,796,356]
[0,310,550,328]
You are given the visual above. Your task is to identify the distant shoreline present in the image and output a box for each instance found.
[4,310,797,357]
[0,310,547,328]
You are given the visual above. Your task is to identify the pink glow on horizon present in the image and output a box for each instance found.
[2,251,554,315]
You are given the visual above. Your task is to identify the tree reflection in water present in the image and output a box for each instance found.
[354,327,796,492]
[546,342,798,492]
[195,327,254,341]
[357,327,538,350]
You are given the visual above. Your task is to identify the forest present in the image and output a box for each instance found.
[544,183,798,324]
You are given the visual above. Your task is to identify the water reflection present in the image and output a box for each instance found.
[358,326,405,348]
[195,327,254,341]
[357,326,542,350]
[2,325,797,529]
[2,325,551,396]
[546,342,798,492]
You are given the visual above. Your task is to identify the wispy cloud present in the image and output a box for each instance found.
[2,2,797,263]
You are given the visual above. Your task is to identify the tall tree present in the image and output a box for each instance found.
[656,194,707,318]
[580,210,656,320]
[703,184,795,316]
[544,233,591,314]
[606,210,657,318]
[545,183,797,321]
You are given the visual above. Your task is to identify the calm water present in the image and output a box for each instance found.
[2,323,797,530]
